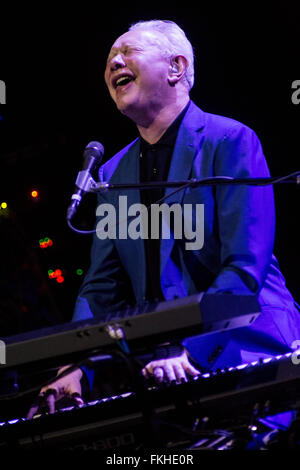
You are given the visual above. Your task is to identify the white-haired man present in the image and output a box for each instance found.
[34,20,300,413]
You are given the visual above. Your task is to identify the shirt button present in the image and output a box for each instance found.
[153,168,157,174]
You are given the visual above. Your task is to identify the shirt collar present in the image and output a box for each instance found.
[140,100,191,150]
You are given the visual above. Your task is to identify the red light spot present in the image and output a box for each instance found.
[55,269,62,277]
[56,276,64,283]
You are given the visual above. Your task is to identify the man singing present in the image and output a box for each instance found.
[36,19,300,405]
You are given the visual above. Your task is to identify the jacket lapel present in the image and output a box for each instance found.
[107,139,147,304]
[160,102,206,276]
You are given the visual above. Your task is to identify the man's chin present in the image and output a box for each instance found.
[116,98,130,114]
[117,100,138,121]
[115,98,149,126]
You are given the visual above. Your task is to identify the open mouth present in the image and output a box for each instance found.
[113,75,135,89]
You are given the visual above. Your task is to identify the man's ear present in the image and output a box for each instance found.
[168,55,188,86]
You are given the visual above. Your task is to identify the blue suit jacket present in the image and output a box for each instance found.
[73,101,300,369]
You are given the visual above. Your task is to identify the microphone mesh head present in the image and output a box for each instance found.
[84,141,105,162]
[86,141,104,152]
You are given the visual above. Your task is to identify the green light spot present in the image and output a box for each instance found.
[76,269,83,276]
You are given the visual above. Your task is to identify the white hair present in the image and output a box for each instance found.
[129,20,194,90]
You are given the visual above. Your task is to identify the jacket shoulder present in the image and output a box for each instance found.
[98,138,139,182]
[189,101,256,140]
[203,110,257,142]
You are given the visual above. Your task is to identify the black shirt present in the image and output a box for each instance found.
[139,101,190,302]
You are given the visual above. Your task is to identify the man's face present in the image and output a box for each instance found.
[104,29,172,123]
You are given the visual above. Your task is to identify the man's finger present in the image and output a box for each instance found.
[71,392,84,406]
[153,367,164,383]
[183,362,200,377]
[26,395,44,420]
[163,364,177,382]
[173,364,187,383]
[45,389,57,414]
[26,404,39,420]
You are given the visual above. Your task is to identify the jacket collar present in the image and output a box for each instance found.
[164,100,206,203]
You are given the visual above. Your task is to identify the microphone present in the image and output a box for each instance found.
[67,141,104,221]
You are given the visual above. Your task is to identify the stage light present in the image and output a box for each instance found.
[1,202,7,209]
[48,269,64,282]
[48,269,56,279]
[76,268,83,276]
[39,237,53,249]
[31,190,39,198]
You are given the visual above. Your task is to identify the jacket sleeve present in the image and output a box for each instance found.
[206,124,275,295]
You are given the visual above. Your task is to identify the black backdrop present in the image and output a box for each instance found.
[0,4,299,334]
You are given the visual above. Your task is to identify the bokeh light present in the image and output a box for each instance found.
[31,190,39,198]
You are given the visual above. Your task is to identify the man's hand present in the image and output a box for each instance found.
[141,349,200,384]
[27,365,84,419]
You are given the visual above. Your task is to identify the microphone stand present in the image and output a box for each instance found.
[66,171,300,234]
[89,172,300,193]
[68,168,300,203]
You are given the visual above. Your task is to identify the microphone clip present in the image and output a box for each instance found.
[75,170,98,194]
[67,170,98,221]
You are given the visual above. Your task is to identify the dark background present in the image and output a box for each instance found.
[0,4,299,337]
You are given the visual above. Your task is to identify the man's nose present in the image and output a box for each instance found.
[110,53,126,71]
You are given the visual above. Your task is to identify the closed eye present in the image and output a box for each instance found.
[107,45,143,63]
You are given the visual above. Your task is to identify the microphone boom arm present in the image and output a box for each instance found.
[88,171,300,193]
